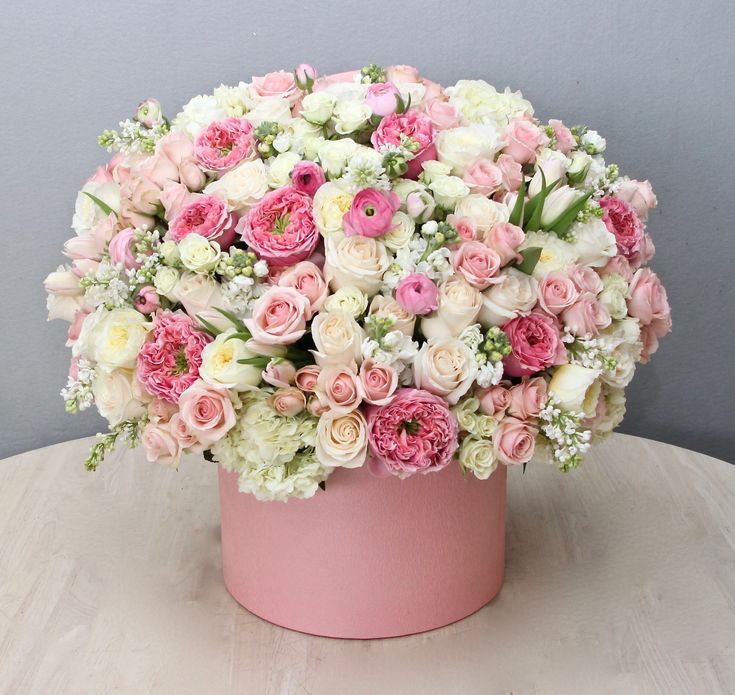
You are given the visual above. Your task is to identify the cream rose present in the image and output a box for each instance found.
[153,266,180,300]
[92,368,148,426]
[381,211,415,251]
[414,336,478,405]
[332,100,372,134]
[436,124,502,176]
[173,273,226,318]
[324,234,390,297]
[453,194,510,234]
[368,294,416,336]
[458,436,498,480]
[86,308,150,370]
[421,277,482,340]
[479,268,539,327]
[311,310,366,366]
[244,96,292,125]
[323,286,368,318]
[199,329,262,390]
[599,274,629,320]
[317,138,359,177]
[300,91,337,125]
[204,159,269,211]
[428,174,470,209]
[315,410,368,469]
[446,80,533,126]
[312,182,354,236]
[548,364,602,418]
[267,152,302,189]
[178,234,221,274]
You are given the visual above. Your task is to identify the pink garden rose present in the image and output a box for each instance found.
[502,118,549,164]
[508,377,548,420]
[251,70,299,104]
[614,179,657,220]
[371,110,436,179]
[178,379,236,445]
[476,384,511,418]
[395,273,439,315]
[359,359,398,405]
[538,271,579,315]
[482,222,524,266]
[627,268,672,337]
[365,82,401,117]
[238,186,319,266]
[343,188,400,238]
[294,365,321,393]
[548,119,576,155]
[493,416,537,465]
[365,388,458,478]
[561,293,612,337]
[463,158,503,196]
[316,365,363,415]
[291,160,326,197]
[452,240,502,289]
[599,196,645,262]
[503,312,567,377]
[160,184,200,222]
[277,261,328,318]
[167,194,237,248]
[194,118,255,173]
[244,286,309,345]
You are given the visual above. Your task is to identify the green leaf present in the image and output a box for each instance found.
[524,173,561,232]
[84,191,116,217]
[522,461,528,475]
[213,307,248,333]
[203,449,215,463]
[236,357,271,366]
[544,191,592,238]
[513,247,542,275]
[225,331,252,343]
[508,179,526,227]
[195,314,223,337]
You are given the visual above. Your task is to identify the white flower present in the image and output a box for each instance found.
[459,436,498,480]
[199,329,263,391]
[413,337,478,405]
[454,194,510,234]
[332,100,372,134]
[342,147,387,191]
[158,240,180,266]
[173,94,227,138]
[382,211,415,251]
[593,387,626,436]
[311,310,366,366]
[244,97,292,126]
[428,174,470,209]
[548,364,602,418]
[267,152,302,189]
[315,410,368,469]
[435,124,503,175]
[92,368,147,426]
[282,118,324,158]
[581,129,606,154]
[598,274,629,320]
[213,82,250,117]
[521,231,579,279]
[540,186,584,227]
[528,148,570,197]
[72,181,121,236]
[318,138,359,177]
[421,277,482,340]
[324,234,391,297]
[478,268,539,327]
[153,266,180,299]
[446,80,532,126]
[83,307,150,370]
[419,160,452,183]
[300,91,337,125]
[312,181,354,236]
[178,234,221,274]
[570,218,617,267]
[204,159,269,211]
[323,286,368,318]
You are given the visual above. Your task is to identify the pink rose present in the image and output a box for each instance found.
[503,312,567,377]
[508,377,548,419]
[629,233,656,269]
[157,132,206,191]
[119,175,159,229]
[66,308,92,347]
[482,222,525,266]
[294,365,321,393]
[365,388,458,478]
[627,268,671,338]
[538,271,579,315]
[446,215,477,241]
[307,395,330,417]
[599,196,645,262]
[395,273,439,315]
[252,70,299,104]
[167,195,237,248]
[244,286,309,345]
[169,413,202,451]
[476,384,511,418]
[385,65,421,83]
[452,241,502,290]
[142,421,181,466]
[639,324,662,364]
[359,359,398,405]
[108,228,141,270]
[268,387,307,417]
[178,379,236,446]
[548,119,576,155]
[147,398,178,424]
[561,293,612,337]
[422,98,462,131]
[134,286,161,315]
[294,64,317,90]
[291,160,326,197]
[262,359,296,388]
[463,158,504,196]
[316,365,363,414]
[371,110,436,179]
[502,118,549,164]
[365,82,401,117]
[194,118,255,173]
[238,186,319,266]
[277,261,328,319]
[496,154,524,192]
[493,416,537,465]
[568,264,604,295]
[614,179,657,220]
[598,255,633,282]
[343,187,400,238]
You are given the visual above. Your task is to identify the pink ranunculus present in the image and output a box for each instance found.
[238,186,319,266]
[476,384,511,418]
[395,273,439,315]
[482,221,525,267]
[614,179,657,220]
[371,110,436,179]
[262,359,296,388]
[493,416,537,465]
[508,377,548,419]
[167,194,237,248]
[316,364,363,415]
[503,312,567,377]
[496,154,524,192]
[294,365,321,393]
[452,241,502,290]
[422,98,462,131]
[502,118,549,164]
[538,271,579,316]
[561,293,612,337]
[134,286,161,315]
[244,286,309,345]
[568,264,604,295]
[365,388,458,478]
[599,196,645,262]
[291,160,326,197]
[463,158,504,196]
[598,255,633,282]
[548,119,576,155]
[365,82,401,117]
[252,70,300,104]
[343,188,400,238]
[194,118,255,173]
[359,359,398,405]
[141,421,182,466]
[137,310,212,403]
[268,387,307,417]
[627,268,672,338]
[277,261,328,319]
[178,379,236,446]
[108,228,141,270]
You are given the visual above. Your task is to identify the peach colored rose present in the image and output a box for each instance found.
[452,241,502,290]
[538,271,579,315]
[463,158,503,195]
[482,222,525,267]
[502,118,549,164]
[294,365,321,393]
[561,294,611,337]
[268,387,307,417]
[316,365,363,415]
[244,286,309,345]
[493,416,537,465]
[178,380,236,446]
[476,384,511,418]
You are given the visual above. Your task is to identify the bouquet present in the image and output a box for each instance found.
[45,63,671,501]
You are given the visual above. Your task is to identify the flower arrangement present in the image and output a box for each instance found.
[45,63,671,501]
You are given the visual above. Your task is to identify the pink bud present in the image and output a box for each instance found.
[294,64,317,90]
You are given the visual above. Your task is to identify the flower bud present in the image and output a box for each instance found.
[135,98,163,128]
[294,63,317,91]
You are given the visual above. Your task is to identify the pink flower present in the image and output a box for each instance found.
[169,412,202,451]
[66,308,91,347]
[568,264,604,295]
[365,388,458,478]
[452,241,502,290]
[561,293,611,337]
[148,398,178,424]
[252,70,299,104]
[244,286,309,345]
[160,184,200,222]
[463,158,504,196]
[629,233,656,269]
[365,82,400,117]
[291,160,326,197]
[316,365,363,414]
[277,260,328,319]
[294,365,321,393]
[156,132,207,191]
[343,188,400,238]
[548,119,576,155]
[194,118,255,173]
[178,380,236,446]
[422,98,462,131]
[359,359,398,406]
[614,179,657,221]
[599,196,645,262]
[493,416,537,465]
[639,324,662,364]
[508,377,548,419]
[598,255,633,283]
[627,268,672,338]
[446,215,476,241]
[482,222,525,266]
[371,110,436,179]
[167,194,237,248]
[262,359,296,388]
[238,186,319,266]
[385,65,421,83]
[294,64,317,90]
[134,286,161,314]
[142,421,181,466]
[502,118,549,164]
[503,312,567,377]
[268,387,307,416]
[108,228,141,270]
[476,384,511,418]
[395,273,439,315]
[496,154,524,192]
[137,310,211,403]
[538,271,579,315]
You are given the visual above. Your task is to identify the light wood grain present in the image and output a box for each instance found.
[0,434,733,695]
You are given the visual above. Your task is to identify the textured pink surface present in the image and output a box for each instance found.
[218,462,507,639]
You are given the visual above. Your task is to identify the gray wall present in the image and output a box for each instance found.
[1,0,733,462]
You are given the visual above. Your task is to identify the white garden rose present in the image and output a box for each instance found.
[173,272,226,317]
[323,286,368,318]
[458,436,498,480]
[154,266,180,299]
[72,181,121,236]
[178,234,221,274]
[548,364,602,418]
[414,337,478,405]
[446,80,533,126]
[300,91,337,125]
[244,96,292,125]
[267,152,302,189]
[602,348,637,389]
[317,138,359,177]
[332,100,372,134]
[570,218,617,267]
[200,329,262,390]
[598,274,630,320]
[453,194,510,234]
[204,159,269,211]
[382,211,415,250]
[421,277,483,339]
[522,232,579,279]
[324,234,390,297]
[312,182,354,236]
[311,310,366,366]
[436,124,502,175]
[315,410,368,469]
[92,368,148,426]
[428,174,470,209]
[172,94,227,138]
[478,268,539,327]
[86,308,150,370]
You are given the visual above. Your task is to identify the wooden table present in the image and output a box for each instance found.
[0,434,733,694]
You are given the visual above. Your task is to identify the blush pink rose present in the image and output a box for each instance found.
[252,70,299,104]
[548,119,576,155]
[238,186,319,266]
[169,413,202,451]
[277,261,328,319]
[493,416,537,465]
[291,160,326,197]
[268,387,307,417]
[365,82,401,117]
[446,215,477,241]
[568,264,604,295]
[503,312,567,377]
[628,233,656,269]
[614,179,657,221]
[395,273,439,315]
[627,268,672,338]
[463,158,504,196]
[538,271,579,315]
[316,365,363,414]
[476,384,511,418]
[359,359,398,406]
[452,241,502,289]
[167,194,237,248]
[119,174,158,229]
[194,118,255,173]
[244,286,309,345]
[134,286,161,315]
[371,110,436,179]
[147,398,178,424]
[108,228,142,270]
[482,222,525,267]
[422,98,462,131]
[599,196,645,262]
[178,380,236,446]
[343,188,400,238]
[508,377,548,419]
[496,154,524,192]
[142,421,181,466]
[156,131,207,191]
[262,359,296,388]
[502,118,549,164]
[294,365,321,393]
[561,293,612,337]
[598,255,633,282]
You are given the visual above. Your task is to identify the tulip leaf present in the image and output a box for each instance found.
[509,179,526,227]
[213,307,248,333]
[237,356,271,366]
[84,191,116,217]
[195,314,223,337]
[524,172,561,232]
[225,332,252,343]
[514,246,542,275]
[544,191,592,238]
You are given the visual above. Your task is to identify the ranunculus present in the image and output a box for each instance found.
[538,271,579,315]
[359,359,398,405]
[92,368,148,426]
[343,188,400,238]
[365,388,458,477]
[502,118,549,164]
[291,160,326,197]
[178,379,236,445]
[508,376,548,419]
[483,222,524,266]
[421,277,483,340]
[194,117,255,173]
[413,337,478,405]
[452,241,502,289]
[134,286,161,315]
[561,293,611,337]
[268,387,307,417]
[395,273,439,315]
[614,179,657,220]
[244,286,309,345]
[503,312,566,377]
[316,409,368,469]
[107,228,142,270]
[277,261,328,319]
[627,268,672,337]
[315,364,363,414]
[479,268,539,327]
[548,364,602,418]
[371,110,436,179]
[368,294,416,336]
[239,185,319,267]
[324,234,390,297]
[476,384,511,418]
[311,310,365,366]
[599,196,645,262]
[204,159,269,212]
[199,329,262,390]
[493,416,537,465]
[167,195,237,249]
[251,70,300,104]
[463,158,503,195]
[365,82,400,117]
[294,364,321,392]
[142,421,181,467]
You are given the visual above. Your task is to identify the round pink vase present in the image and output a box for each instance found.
[218,462,507,639]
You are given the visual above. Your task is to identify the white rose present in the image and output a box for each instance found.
[540,186,584,227]
[72,181,121,236]
[172,94,227,138]
[311,310,366,366]
[92,368,147,426]
[382,211,415,251]
[312,182,354,236]
[479,268,539,327]
[569,219,617,268]
[414,337,478,405]
[522,232,579,279]
[428,174,470,209]
[436,124,502,176]
[459,436,498,480]
[300,91,337,125]
[321,81,368,102]
[394,81,426,107]
[332,100,372,134]
[315,410,368,469]
[158,240,181,266]
[244,97,292,126]
[446,80,533,126]
[199,329,262,390]
[154,266,180,299]
[87,308,150,370]
[268,152,302,189]
[419,160,452,183]
[324,234,390,297]
[601,348,637,389]
[421,277,483,340]
[528,148,569,197]
[368,294,416,336]
[178,234,221,274]
[548,364,602,418]
[323,286,368,318]
[598,274,629,320]
[600,317,641,349]
[284,118,325,158]
[392,178,427,205]
[593,386,626,437]
[454,195,510,234]
[173,272,226,317]
[204,159,269,211]
[317,138,359,177]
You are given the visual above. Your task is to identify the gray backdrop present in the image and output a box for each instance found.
[1,0,733,462]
